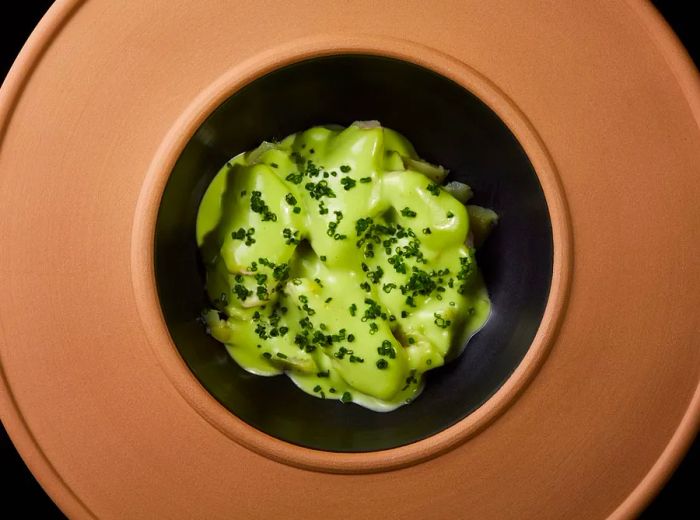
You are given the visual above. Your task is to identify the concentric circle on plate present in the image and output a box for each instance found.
[1,1,698,518]
[132,37,571,470]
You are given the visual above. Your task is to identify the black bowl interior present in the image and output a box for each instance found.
[155,55,552,452]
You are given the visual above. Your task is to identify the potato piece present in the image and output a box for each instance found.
[203,309,232,343]
[466,205,499,247]
[403,157,448,183]
[270,355,316,374]
[443,181,473,203]
[353,119,381,129]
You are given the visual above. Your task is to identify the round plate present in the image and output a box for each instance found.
[1,1,698,518]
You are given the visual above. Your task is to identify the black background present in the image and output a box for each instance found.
[0,1,697,518]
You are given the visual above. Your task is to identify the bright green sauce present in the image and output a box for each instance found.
[196,122,496,411]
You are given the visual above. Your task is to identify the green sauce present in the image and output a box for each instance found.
[196,122,497,411]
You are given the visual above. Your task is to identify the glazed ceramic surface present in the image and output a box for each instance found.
[0,1,698,519]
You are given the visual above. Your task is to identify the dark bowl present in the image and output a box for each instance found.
[154,54,552,452]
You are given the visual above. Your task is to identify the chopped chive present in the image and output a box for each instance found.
[377,340,397,358]
[426,183,440,196]
[286,172,303,184]
[250,190,277,221]
[340,177,356,190]
[433,312,452,328]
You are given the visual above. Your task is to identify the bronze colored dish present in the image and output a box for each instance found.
[1,1,698,518]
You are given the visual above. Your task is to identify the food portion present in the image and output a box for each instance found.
[196,122,497,411]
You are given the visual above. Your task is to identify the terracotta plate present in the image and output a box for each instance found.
[1,1,698,518]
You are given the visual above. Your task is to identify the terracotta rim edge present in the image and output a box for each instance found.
[131,34,573,474]
[0,0,96,518]
[608,3,700,518]
[0,1,695,517]
[0,1,95,519]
